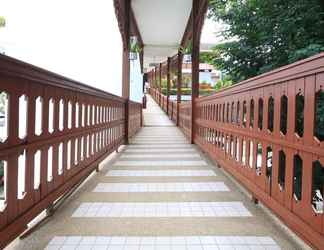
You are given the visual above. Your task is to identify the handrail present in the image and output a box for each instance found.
[0,54,142,248]
[150,53,324,250]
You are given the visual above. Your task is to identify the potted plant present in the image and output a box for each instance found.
[179,39,192,62]
[129,36,142,60]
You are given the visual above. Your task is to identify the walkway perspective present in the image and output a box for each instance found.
[8,95,304,250]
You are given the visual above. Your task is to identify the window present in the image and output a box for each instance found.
[222,104,225,122]
[231,102,235,123]
[75,102,79,128]
[256,143,262,175]
[314,89,324,141]
[0,160,7,211]
[266,147,273,179]
[226,103,230,123]
[258,98,263,130]
[278,150,286,190]
[0,92,9,142]
[230,136,234,157]
[48,98,55,133]
[59,99,64,131]
[236,101,240,125]
[35,96,43,136]
[68,101,73,129]
[215,104,218,121]
[242,101,247,127]
[268,97,274,132]
[18,150,26,199]
[293,155,303,201]
[280,95,288,135]
[67,140,71,169]
[242,140,246,165]
[34,150,41,189]
[249,141,253,167]
[235,138,240,162]
[250,99,254,128]
[312,161,324,213]
[295,92,304,137]
[58,143,63,175]
[47,147,53,182]
[19,95,28,139]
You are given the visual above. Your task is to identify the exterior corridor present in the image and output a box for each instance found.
[8,96,303,250]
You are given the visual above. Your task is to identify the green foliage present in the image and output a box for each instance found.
[0,163,3,178]
[200,51,218,64]
[214,75,232,91]
[129,37,142,53]
[161,88,216,96]
[315,91,324,141]
[179,40,192,54]
[208,0,324,82]
[0,17,5,28]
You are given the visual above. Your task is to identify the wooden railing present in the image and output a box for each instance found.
[151,53,324,250]
[0,54,142,248]
[128,100,142,138]
[179,102,191,139]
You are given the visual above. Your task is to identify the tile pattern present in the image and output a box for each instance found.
[106,170,217,177]
[124,149,196,153]
[72,202,252,218]
[127,144,192,147]
[113,161,208,167]
[46,236,280,250]
[93,182,229,193]
[120,154,201,159]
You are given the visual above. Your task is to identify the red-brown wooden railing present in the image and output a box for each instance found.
[150,53,324,250]
[0,54,142,248]
[129,100,142,137]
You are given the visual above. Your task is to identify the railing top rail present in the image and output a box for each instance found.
[197,52,324,103]
[0,54,126,103]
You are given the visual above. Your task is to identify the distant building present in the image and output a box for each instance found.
[182,62,220,87]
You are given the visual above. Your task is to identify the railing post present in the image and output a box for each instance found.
[122,0,130,144]
[159,63,162,106]
[166,57,171,115]
[154,67,157,100]
[176,52,182,126]
[191,0,201,144]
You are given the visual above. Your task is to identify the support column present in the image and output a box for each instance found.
[166,57,171,115]
[159,63,162,107]
[191,0,201,144]
[176,52,182,126]
[154,67,159,100]
[122,0,130,144]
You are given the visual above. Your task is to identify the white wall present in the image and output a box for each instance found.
[130,55,143,103]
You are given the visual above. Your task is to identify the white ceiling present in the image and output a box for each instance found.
[131,0,192,71]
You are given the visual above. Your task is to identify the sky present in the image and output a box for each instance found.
[0,0,220,96]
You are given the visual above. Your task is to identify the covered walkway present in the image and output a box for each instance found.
[7,95,301,250]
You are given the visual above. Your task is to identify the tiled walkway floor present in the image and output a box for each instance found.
[7,95,304,250]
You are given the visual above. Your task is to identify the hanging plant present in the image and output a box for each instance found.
[129,36,142,60]
[179,39,192,62]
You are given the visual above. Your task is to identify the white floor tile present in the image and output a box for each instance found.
[113,160,208,167]
[125,148,197,153]
[45,236,280,250]
[93,182,229,193]
[120,154,201,159]
[106,170,216,177]
[71,202,251,218]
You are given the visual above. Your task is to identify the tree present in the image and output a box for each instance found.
[0,16,5,28]
[207,0,324,83]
